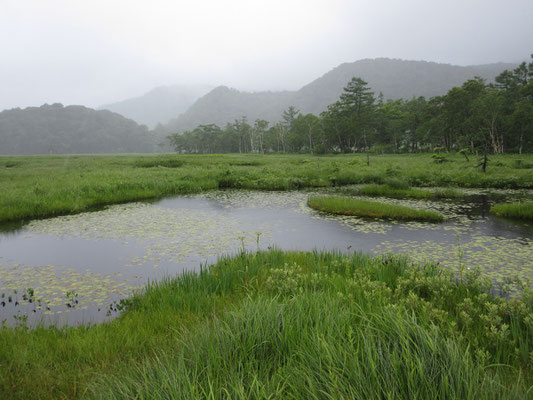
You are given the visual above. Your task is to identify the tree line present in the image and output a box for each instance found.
[168,55,533,155]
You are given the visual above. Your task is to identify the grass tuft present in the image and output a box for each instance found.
[358,184,461,200]
[490,201,533,221]
[308,195,445,222]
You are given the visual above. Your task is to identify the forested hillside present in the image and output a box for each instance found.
[168,57,533,155]
[0,104,155,155]
[160,58,516,133]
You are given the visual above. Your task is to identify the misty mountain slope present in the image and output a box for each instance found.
[162,86,294,133]
[0,104,155,155]
[160,58,516,133]
[99,84,214,128]
[294,58,517,114]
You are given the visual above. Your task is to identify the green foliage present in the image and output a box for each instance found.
[432,148,449,163]
[383,176,410,189]
[133,158,185,168]
[433,146,447,154]
[358,184,461,200]
[491,201,533,221]
[459,148,470,161]
[1,250,531,399]
[307,195,445,222]
[312,143,326,154]
[512,159,533,169]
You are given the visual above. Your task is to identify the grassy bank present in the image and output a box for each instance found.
[358,183,461,199]
[0,249,531,399]
[308,195,445,222]
[1,153,533,223]
[491,201,533,221]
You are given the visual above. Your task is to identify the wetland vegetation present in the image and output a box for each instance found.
[491,201,533,221]
[357,182,462,200]
[1,249,532,399]
[308,195,445,222]
[1,153,532,399]
[1,153,533,224]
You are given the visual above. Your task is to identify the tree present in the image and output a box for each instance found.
[470,89,505,154]
[510,98,533,154]
[252,119,269,153]
[291,113,321,153]
[232,117,251,153]
[337,77,376,152]
[281,106,300,132]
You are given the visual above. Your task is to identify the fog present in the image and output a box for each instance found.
[1,0,532,111]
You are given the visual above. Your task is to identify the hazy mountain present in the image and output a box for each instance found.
[99,84,214,128]
[164,86,295,132]
[159,58,516,133]
[0,103,155,155]
[293,58,517,115]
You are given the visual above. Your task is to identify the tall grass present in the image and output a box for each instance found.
[491,201,533,221]
[1,153,532,223]
[91,296,526,400]
[1,249,531,399]
[358,184,461,199]
[308,195,445,222]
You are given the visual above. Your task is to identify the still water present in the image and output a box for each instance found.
[1,188,532,326]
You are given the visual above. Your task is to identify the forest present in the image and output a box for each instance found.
[168,56,533,155]
[0,104,155,155]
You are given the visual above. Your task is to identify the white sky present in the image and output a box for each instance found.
[1,0,532,110]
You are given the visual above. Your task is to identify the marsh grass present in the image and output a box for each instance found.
[308,195,445,222]
[1,249,531,399]
[0,153,532,223]
[359,184,462,199]
[90,296,528,400]
[133,158,185,168]
[491,201,533,221]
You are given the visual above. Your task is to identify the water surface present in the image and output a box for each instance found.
[1,188,532,326]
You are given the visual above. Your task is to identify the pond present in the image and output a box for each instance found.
[1,188,532,326]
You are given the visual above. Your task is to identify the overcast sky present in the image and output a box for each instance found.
[1,0,532,111]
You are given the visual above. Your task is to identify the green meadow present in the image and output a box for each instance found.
[1,153,533,223]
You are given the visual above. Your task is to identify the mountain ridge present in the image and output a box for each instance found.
[99,84,214,128]
[158,58,516,133]
[0,103,155,155]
